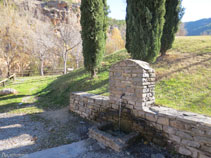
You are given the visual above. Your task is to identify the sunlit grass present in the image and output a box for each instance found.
[170,36,211,54]
[0,37,211,116]
[0,76,57,113]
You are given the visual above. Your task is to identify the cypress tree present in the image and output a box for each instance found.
[126,0,166,63]
[80,0,108,78]
[160,0,184,56]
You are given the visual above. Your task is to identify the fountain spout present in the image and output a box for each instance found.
[119,93,126,131]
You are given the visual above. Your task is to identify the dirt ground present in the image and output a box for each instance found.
[0,107,187,158]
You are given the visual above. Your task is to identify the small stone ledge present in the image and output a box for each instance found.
[149,106,211,128]
[89,124,139,152]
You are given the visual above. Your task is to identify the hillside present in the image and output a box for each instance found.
[0,0,83,78]
[0,36,211,116]
[185,18,211,36]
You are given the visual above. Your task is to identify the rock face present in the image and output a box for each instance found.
[42,0,81,25]
[15,0,81,26]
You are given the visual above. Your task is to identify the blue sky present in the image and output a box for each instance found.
[107,0,211,22]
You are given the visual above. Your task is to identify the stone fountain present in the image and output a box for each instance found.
[70,60,211,157]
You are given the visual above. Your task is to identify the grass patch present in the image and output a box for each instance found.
[0,76,57,113]
[37,49,129,109]
[156,69,211,116]
[170,36,211,54]
[0,37,211,116]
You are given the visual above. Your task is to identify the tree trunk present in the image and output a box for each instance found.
[40,59,44,76]
[91,69,97,79]
[6,56,10,77]
[76,59,79,69]
[7,63,10,78]
[64,52,67,74]
[161,51,167,56]
[76,55,79,69]
[64,60,67,74]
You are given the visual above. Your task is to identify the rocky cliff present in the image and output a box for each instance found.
[15,0,81,26]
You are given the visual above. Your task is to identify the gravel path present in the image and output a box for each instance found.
[0,107,187,158]
[0,107,92,158]
[0,112,46,157]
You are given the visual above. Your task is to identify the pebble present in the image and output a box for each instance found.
[151,153,165,158]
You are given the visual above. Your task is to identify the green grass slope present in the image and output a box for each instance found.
[0,37,211,116]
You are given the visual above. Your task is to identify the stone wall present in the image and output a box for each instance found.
[109,60,155,109]
[69,59,211,158]
[70,92,110,119]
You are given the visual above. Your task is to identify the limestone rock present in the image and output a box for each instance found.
[0,88,18,96]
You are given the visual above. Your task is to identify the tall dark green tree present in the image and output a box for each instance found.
[80,0,108,78]
[126,0,166,63]
[160,0,184,56]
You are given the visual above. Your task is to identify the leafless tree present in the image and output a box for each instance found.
[0,3,31,77]
[0,0,83,77]
[31,21,56,76]
[56,16,82,74]
[176,23,187,36]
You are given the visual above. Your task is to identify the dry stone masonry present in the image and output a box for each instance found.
[70,59,211,158]
[70,92,109,119]
[89,124,139,152]
[109,60,155,109]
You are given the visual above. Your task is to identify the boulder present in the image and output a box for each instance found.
[0,88,18,96]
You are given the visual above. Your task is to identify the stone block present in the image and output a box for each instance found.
[176,131,193,140]
[194,136,211,145]
[137,110,146,118]
[150,122,163,131]
[205,129,211,136]
[178,146,192,156]
[170,120,186,130]
[169,135,181,143]
[181,139,200,148]
[163,126,176,135]
[201,145,211,153]
[157,117,169,126]
[199,153,211,158]
[187,147,199,158]
[192,128,205,135]
[146,113,157,122]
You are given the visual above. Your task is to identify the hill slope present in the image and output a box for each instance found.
[0,36,211,116]
[185,18,211,36]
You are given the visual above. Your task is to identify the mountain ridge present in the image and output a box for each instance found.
[184,18,211,36]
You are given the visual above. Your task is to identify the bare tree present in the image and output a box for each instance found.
[176,23,187,36]
[56,16,82,74]
[0,0,83,77]
[0,3,31,77]
[31,21,56,76]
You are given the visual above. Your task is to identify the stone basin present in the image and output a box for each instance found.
[89,123,139,152]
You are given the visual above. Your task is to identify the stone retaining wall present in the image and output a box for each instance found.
[70,92,110,119]
[69,60,211,158]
